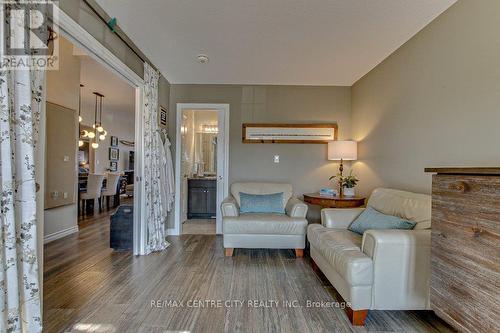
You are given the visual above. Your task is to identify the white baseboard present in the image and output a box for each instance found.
[167,228,179,236]
[44,225,79,244]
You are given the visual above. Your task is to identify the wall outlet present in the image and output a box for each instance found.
[273,155,280,163]
[63,192,68,199]
[51,191,59,198]
[63,155,70,162]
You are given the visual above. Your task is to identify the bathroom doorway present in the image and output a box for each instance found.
[174,104,229,235]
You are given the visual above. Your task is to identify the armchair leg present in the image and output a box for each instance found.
[295,249,304,258]
[225,248,234,257]
[346,307,368,326]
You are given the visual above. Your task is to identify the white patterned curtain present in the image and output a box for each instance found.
[143,63,170,254]
[0,6,44,333]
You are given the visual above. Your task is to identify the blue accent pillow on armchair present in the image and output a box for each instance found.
[239,192,284,214]
[348,206,416,235]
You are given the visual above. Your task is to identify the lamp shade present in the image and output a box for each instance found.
[328,140,357,161]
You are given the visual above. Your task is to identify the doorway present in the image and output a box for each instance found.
[174,104,229,235]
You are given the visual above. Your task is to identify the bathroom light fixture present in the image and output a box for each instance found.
[201,124,218,133]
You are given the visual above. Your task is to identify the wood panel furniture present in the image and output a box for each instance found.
[425,167,500,333]
[303,193,365,208]
[188,178,217,219]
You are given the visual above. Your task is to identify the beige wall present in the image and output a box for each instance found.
[170,85,351,225]
[44,38,81,238]
[351,0,500,197]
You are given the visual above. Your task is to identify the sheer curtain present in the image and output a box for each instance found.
[0,8,45,332]
[143,63,170,253]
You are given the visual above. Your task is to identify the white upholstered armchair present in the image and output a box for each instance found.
[222,183,308,257]
[307,188,432,326]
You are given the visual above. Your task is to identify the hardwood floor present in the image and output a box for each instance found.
[182,218,216,234]
[44,212,454,332]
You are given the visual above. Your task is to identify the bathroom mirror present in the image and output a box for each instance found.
[195,132,217,175]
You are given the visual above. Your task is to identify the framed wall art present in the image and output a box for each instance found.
[159,106,168,129]
[109,147,119,161]
[109,161,118,172]
[111,136,119,147]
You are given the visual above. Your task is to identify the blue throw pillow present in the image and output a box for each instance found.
[239,192,284,214]
[348,206,416,235]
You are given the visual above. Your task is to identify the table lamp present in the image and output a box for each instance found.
[328,140,357,196]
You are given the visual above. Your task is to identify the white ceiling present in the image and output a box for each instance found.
[96,0,456,86]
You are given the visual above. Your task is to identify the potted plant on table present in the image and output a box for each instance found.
[329,170,359,197]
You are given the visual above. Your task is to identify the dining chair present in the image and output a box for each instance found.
[80,174,105,215]
[102,173,122,210]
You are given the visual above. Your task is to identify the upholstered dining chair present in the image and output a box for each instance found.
[80,173,105,215]
[102,173,122,210]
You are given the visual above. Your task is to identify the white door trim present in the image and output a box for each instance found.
[173,103,230,235]
[49,6,147,255]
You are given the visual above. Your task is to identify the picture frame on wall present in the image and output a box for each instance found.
[159,106,168,129]
[111,136,119,147]
[109,161,118,172]
[109,147,119,161]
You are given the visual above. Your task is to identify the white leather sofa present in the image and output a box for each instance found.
[307,188,431,326]
[222,183,308,257]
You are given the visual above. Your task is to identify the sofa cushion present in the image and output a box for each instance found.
[224,214,307,235]
[367,188,431,229]
[240,192,285,214]
[308,224,373,286]
[348,206,416,235]
[231,183,292,210]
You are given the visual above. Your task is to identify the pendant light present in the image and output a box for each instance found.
[91,92,107,149]
[78,84,84,147]
[91,92,99,148]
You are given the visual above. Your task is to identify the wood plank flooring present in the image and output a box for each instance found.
[44,211,454,333]
[182,218,216,234]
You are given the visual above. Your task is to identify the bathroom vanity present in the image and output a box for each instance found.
[187,177,217,219]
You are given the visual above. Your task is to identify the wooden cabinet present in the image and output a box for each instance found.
[425,168,500,333]
[188,178,217,219]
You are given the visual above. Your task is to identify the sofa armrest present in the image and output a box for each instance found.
[321,208,365,229]
[221,196,239,217]
[361,229,431,309]
[285,197,308,218]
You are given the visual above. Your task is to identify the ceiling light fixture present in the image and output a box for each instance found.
[91,92,107,149]
[78,84,84,147]
[197,54,209,64]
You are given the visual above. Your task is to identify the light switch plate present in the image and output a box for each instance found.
[273,155,280,163]
[63,192,68,199]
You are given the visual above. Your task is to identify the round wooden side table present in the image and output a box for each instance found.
[303,193,365,208]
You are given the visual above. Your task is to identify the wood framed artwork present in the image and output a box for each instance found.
[109,161,118,172]
[111,136,119,147]
[109,147,119,161]
[242,123,338,143]
[159,106,168,129]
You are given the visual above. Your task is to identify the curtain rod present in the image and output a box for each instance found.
[82,0,160,73]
